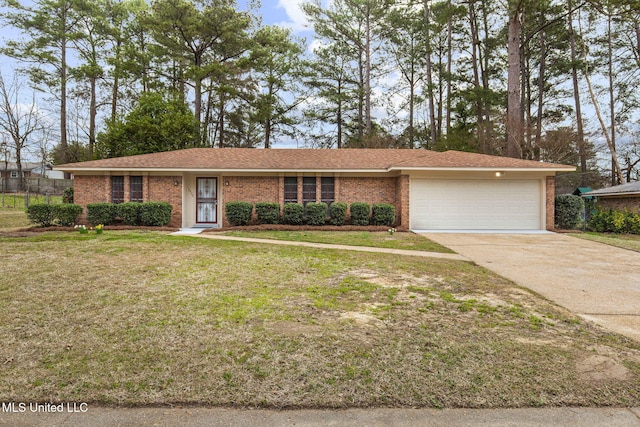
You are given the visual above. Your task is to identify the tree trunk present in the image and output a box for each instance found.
[568,0,588,186]
[89,75,96,159]
[364,5,372,136]
[60,26,68,166]
[218,91,225,148]
[424,0,437,146]
[506,5,523,159]
[111,38,121,122]
[445,0,453,136]
[607,14,618,184]
[534,30,546,159]
[468,1,485,153]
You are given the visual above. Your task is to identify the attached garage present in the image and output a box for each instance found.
[410,178,543,230]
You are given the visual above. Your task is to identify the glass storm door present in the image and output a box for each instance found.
[196,178,217,224]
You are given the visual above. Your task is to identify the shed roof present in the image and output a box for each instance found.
[56,148,575,173]
[584,181,640,197]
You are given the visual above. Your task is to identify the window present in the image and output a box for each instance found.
[321,177,335,206]
[111,176,124,204]
[130,176,143,202]
[303,177,316,206]
[284,177,298,203]
[10,171,18,178]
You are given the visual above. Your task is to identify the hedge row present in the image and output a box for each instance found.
[86,202,173,226]
[225,201,395,227]
[26,204,83,227]
[588,208,640,234]
[554,194,584,230]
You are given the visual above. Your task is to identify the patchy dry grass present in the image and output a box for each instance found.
[570,232,640,253]
[1,231,639,408]
[222,230,453,253]
[0,194,63,230]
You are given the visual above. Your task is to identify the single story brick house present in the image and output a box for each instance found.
[55,148,574,231]
[583,181,640,211]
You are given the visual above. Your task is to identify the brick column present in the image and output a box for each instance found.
[396,175,410,229]
[546,176,555,231]
[123,175,130,202]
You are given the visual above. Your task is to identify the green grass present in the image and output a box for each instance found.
[1,230,639,408]
[222,230,454,253]
[570,232,640,253]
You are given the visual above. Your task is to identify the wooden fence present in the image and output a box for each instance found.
[0,177,72,195]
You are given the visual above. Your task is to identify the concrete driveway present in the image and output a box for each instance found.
[422,233,640,342]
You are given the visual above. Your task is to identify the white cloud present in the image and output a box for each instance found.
[275,0,311,33]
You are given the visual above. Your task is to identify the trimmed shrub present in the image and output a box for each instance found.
[62,186,74,204]
[255,202,280,224]
[372,203,395,226]
[52,204,83,226]
[26,204,55,227]
[140,202,173,226]
[329,202,347,226]
[225,201,253,226]
[350,202,371,226]
[87,203,118,226]
[283,203,304,225]
[554,194,584,230]
[118,202,144,226]
[588,208,640,234]
[305,202,328,226]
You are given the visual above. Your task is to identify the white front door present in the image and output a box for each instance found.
[196,177,217,224]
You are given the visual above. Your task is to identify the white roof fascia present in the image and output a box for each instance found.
[54,167,392,174]
[389,166,576,172]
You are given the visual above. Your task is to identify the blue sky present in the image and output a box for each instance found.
[256,0,310,33]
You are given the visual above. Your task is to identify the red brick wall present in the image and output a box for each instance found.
[218,175,403,227]
[221,176,280,227]
[73,175,182,227]
[597,196,640,212]
[546,177,555,231]
[148,176,182,227]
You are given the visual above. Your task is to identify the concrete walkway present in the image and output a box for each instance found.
[423,233,640,342]
[178,232,469,261]
[2,406,640,426]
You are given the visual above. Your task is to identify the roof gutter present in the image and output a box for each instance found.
[389,166,576,173]
[53,167,393,174]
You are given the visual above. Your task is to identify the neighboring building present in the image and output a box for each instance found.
[32,164,66,179]
[583,181,640,212]
[0,162,41,179]
[56,148,574,231]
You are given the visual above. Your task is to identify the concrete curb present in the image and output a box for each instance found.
[175,233,469,261]
[2,407,640,427]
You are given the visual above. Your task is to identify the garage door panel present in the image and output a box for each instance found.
[410,179,541,230]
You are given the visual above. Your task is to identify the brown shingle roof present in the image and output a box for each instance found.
[56,148,574,171]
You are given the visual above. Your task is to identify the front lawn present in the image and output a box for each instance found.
[0,194,63,230]
[570,232,640,253]
[222,230,454,253]
[1,231,639,408]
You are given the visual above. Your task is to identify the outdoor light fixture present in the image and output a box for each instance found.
[495,171,504,177]
[173,179,179,186]
[225,180,229,186]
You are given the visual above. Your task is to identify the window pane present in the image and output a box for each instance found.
[284,177,297,203]
[321,177,334,206]
[111,176,124,204]
[303,177,316,206]
[130,176,143,202]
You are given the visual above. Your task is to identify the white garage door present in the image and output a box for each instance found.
[410,179,542,230]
